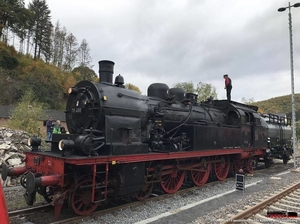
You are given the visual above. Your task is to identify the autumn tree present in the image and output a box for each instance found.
[77,39,92,67]
[51,22,67,69]
[19,59,65,109]
[173,82,194,93]
[173,81,217,102]
[63,33,78,71]
[196,82,217,102]
[125,83,142,94]
[72,65,97,81]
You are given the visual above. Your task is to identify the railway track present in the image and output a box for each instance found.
[8,204,52,218]
[222,179,300,224]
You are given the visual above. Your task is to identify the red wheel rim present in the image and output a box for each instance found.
[136,183,154,201]
[214,156,230,181]
[70,179,99,216]
[160,167,185,194]
[190,159,211,186]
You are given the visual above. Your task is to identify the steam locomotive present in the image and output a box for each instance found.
[1,60,293,217]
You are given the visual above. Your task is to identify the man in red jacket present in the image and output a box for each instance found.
[223,74,232,101]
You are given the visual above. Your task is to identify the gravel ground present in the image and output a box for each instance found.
[191,170,300,224]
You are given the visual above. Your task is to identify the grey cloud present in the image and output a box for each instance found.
[44,0,300,101]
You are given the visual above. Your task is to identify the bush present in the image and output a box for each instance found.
[0,49,19,70]
[9,89,46,136]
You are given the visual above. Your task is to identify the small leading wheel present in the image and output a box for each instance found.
[214,156,230,181]
[160,166,185,194]
[69,178,100,216]
[190,158,211,186]
[136,182,154,201]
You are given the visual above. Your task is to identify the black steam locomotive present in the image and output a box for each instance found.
[1,60,293,217]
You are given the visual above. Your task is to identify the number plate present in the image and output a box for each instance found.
[33,156,40,165]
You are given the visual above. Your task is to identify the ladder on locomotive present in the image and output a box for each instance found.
[91,163,109,203]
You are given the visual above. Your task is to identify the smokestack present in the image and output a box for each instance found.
[98,60,115,84]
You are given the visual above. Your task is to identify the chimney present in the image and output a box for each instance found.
[98,60,115,84]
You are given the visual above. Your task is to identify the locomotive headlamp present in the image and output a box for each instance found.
[68,87,79,95]
[59,139,75,151]
[27,137,41,151]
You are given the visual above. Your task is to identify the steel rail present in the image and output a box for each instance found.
[9,204,52,218]
[222,180,300,224]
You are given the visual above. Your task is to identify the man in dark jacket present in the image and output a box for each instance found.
[223,74,232,101]
[46,117,53,141]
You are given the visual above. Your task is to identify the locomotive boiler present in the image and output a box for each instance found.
[1,60,293,217]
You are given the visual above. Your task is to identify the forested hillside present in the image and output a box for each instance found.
[0,0,97,109]
[254,94,300,119]
[0,42,97,109]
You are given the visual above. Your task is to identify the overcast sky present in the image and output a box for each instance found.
[28,0,300,102]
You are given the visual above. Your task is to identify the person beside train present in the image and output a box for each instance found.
[53,120,62,134]
[46,117,54,141]
[223,74,232,101]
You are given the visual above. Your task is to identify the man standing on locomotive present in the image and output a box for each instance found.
[223,74,232,101]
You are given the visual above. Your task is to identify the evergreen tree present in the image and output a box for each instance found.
[28,0,52,60]
[0,0,29,42]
